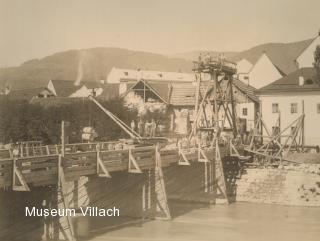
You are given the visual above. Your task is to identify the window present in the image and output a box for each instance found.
[305,79,313,85]
[290,103,298,114]
[242,108,248,116]
[272,103,279,113]
[291,126,296,135]
[317,103,320,114]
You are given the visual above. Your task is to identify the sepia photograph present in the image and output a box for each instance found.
[0,0,320,240]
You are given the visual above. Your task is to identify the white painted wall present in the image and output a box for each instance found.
[47,80,57,96]
[237,102,255,131]
[237,59,253,74]
[119,83,127,95]
[260,92,320,146]
[70,85,91,97]
[249,53,282,89]
[296,36,320,68]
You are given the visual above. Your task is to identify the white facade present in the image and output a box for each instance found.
[296,36,320,68]
[248,53,282,89]
[107,67,194,84]
[237,102,255,131]
[69,85,91,97]
[260,92,320,146]
[47,80,57,96]
[236,59,253,83]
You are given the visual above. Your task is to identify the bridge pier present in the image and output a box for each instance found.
[0,142,240,240]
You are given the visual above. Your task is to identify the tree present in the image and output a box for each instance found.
[314,45,320,83]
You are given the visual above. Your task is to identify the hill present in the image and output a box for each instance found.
[169,51,238,61]
[0,48,193,89]
[0,38,314,90]
[171,39,313,75]
[229,39,313,75]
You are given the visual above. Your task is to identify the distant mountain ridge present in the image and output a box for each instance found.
[168,51,238,61]
[0,48,193,89]
[0,38,313,90]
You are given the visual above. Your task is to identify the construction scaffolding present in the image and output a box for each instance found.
[189,54,238,143]
[245,111,306,165]
[186,54,239,203]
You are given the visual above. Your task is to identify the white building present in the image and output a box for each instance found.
[106,67,194,95]
[296,34,320,68]
[235,58,253,83]
[234,33,320,89]
[257,67,320,146]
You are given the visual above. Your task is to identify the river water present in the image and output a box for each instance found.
[88,202,320,241]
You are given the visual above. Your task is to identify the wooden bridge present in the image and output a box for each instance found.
[0,141,225,189]
[0,140,233,241]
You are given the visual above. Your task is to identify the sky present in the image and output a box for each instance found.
[0,0,319,67]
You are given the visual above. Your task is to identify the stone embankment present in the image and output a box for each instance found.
[236,164,320,206]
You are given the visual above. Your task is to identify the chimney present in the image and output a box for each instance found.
[299,76,304,86]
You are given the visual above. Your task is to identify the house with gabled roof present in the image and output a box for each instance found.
[107,67,194,96]
[234,32,320,89]
[257,67,320,145]
[296,34,320,69]
[6,87,54,101]
[248,52,283,89]
[47,80,83,97]
[121,76,259,134]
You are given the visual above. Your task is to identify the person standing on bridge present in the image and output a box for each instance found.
[131,120,136,132]
[138,118,144,136]
[151,119,156,137]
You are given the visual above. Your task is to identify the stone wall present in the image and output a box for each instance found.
[236,165,320,206]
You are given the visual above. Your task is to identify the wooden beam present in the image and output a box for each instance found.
[12,158,30,191]
[129,148,143,173]
[96,144,111,178]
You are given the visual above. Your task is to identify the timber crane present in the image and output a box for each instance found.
[88,96,143,141]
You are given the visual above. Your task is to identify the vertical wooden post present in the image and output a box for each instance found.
[148,169,151,209]
[61,121,65,157]
[302,100,305,149]
[154,144,171,220]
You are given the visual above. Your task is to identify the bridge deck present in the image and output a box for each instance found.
[0,142,218,189]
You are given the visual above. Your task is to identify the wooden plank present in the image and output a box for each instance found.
[64,159,95,166]
[134,152,155,159]
[16,155,58,162]
[20,162,57,170]
[26,175,57,185]
[65,165,95,172]
[64,169,96,180]
[64,152,96,157]
[23,169,57,179]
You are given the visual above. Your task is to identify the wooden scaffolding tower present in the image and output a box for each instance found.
[189,54,239,203]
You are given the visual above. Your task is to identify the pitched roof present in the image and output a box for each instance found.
[50,80,82,97]
[108,67,194,83]
[233,79,259,103]
[124,80,170,103]
[169,83,196,106]
[7,87,51,101]
[122,78,258,106]
[231,39,314,75]
[81,81,102,89]
[257,67,320,94]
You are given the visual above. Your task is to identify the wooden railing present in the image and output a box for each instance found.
[0,143,217,190]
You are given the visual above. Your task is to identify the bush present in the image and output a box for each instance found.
[0,97,137,144]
